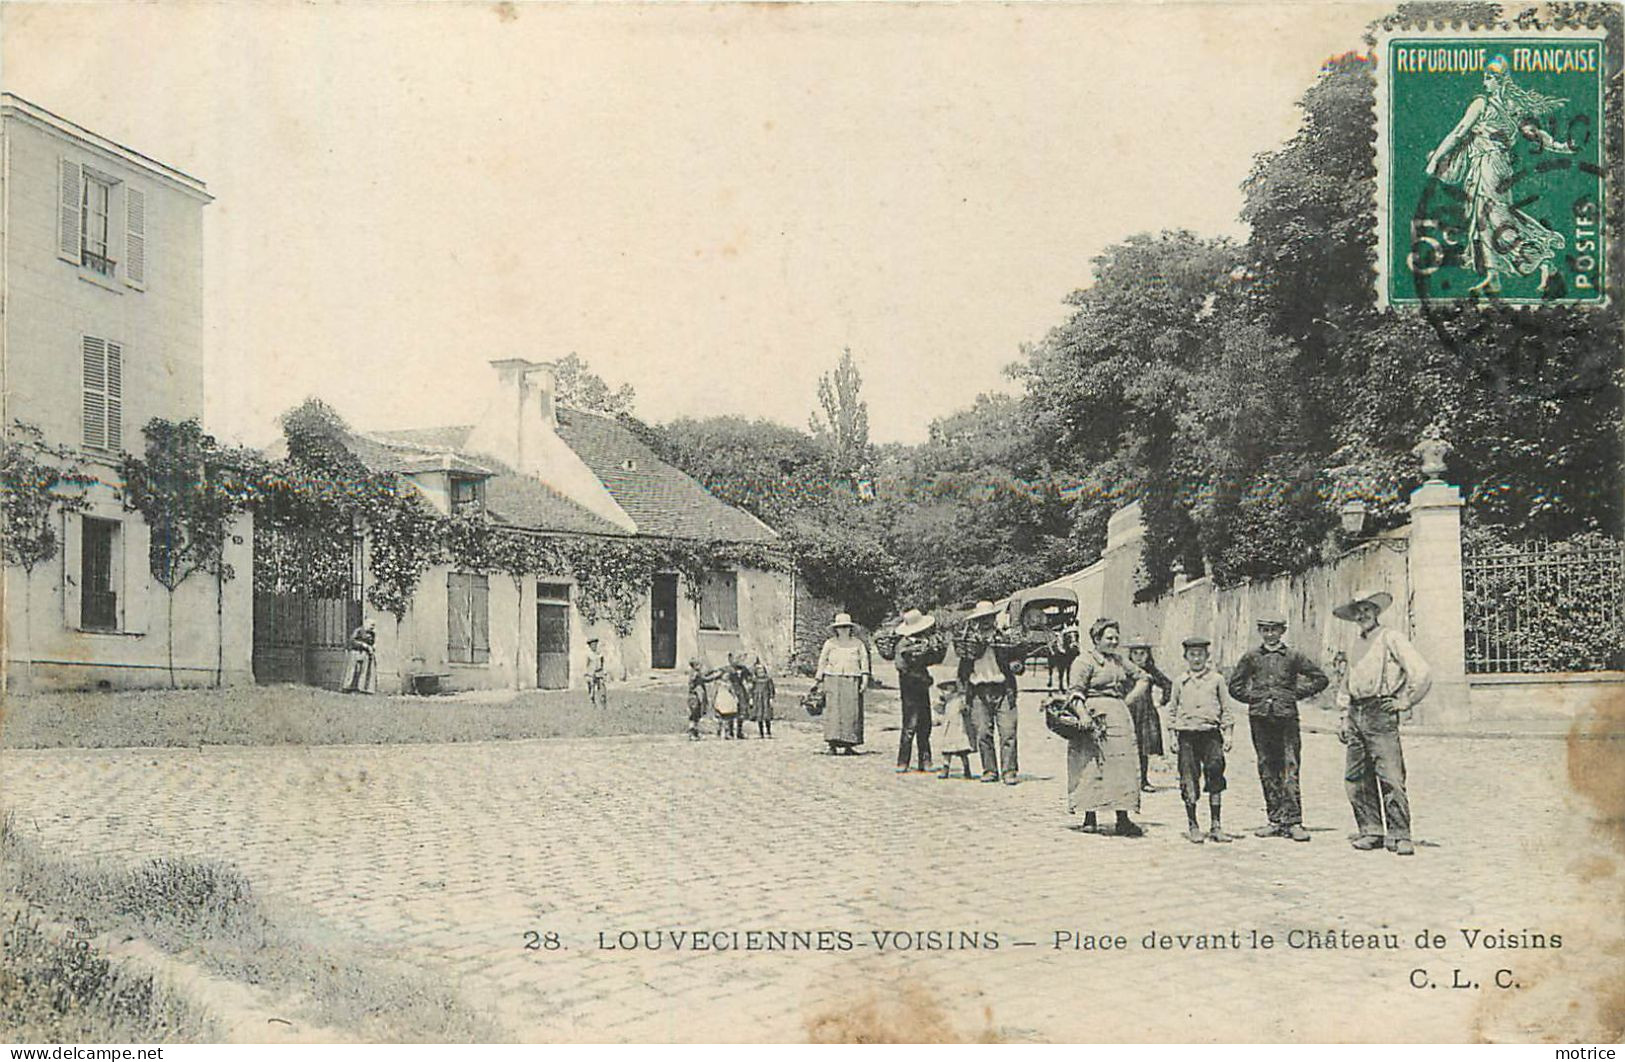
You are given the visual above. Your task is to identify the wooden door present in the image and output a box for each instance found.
[650,572,678,670]
[536,597,570,690]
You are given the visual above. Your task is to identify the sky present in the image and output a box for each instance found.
[2,1,1389,445]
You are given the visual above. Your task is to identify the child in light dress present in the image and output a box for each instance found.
[934,678,975,779]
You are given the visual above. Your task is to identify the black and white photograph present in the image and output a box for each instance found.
[0,0,1621,1046]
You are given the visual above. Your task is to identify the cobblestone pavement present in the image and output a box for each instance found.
[3,689,1620,1042]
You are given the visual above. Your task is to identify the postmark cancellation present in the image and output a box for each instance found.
[1375,23,1608,308]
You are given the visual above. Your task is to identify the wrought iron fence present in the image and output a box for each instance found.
[1463,536,1625,674]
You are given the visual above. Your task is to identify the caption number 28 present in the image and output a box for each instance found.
[523,930,564,951]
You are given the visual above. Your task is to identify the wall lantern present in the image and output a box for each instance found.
[1339,499,1369,536]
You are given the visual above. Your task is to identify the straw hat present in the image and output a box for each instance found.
[965,600,1000,622]
[830,612,858,630]
[895,609,937,637]
[1333,589,1393,623]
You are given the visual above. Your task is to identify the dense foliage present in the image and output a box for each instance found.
[251,400,788,636]
[646,2,1622,613]
[0,421,93,576]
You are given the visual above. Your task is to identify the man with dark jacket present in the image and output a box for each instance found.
[955,600,1025,785]
[1227,612,1330,841]
[890,608,947,773]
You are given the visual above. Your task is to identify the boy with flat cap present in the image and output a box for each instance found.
[1227,611,1329,842]
[1165,637,1236,844]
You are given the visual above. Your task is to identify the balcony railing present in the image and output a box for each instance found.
[80,249,115,278]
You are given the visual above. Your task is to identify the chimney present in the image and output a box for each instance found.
[463,357,640,534]
[469,358,558,475]
[522,362,557,429]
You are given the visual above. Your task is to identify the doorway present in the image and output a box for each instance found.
[536,582,571,689]
[650,572,678,669]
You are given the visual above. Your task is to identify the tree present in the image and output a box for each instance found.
[781,493,899,629]
[548,353,637,416]
[120,419,260,687]
[1,421,93,690]
[809,348,872,486]
[649,415,834,525]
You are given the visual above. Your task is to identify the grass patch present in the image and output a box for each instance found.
[0,903,219,1042]
[0,683,722,749]
[0,813,499,1042]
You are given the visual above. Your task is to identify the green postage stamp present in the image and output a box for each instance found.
[1376,26,1608,307]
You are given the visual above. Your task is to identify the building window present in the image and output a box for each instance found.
[81,174,114,277]
[450,475,485,517]
[81,518,119,631]
[81,336,123,452]
[698,570,738,632]
[447,572,490,664]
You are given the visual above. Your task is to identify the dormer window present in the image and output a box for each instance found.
[620,458,638,472]
[450,474,486,517]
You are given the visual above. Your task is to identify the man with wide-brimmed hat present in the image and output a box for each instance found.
[891,608,947,774]
[1333,588,1432,857]
[1227,610,1330,841]
[955,600,1024,784]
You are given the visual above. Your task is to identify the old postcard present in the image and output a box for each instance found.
[1,0,1621,1046]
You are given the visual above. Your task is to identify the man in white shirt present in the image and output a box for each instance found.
[1333,589,1433,856]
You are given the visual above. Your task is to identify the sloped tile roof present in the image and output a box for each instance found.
[550,409,780,544]
[359,430,626,537]
[369,411,780,544]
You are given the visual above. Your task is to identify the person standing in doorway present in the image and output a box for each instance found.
[955,600,1024,785]
[1227,612,1330,842]
[1333,589,1432,857]
[892,608,947,774]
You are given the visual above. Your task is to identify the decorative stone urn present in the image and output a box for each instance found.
[1411,427,1452,482]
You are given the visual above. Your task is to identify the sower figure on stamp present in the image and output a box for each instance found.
[955,600,1024,785]
[1424,54,1574,296]
[1333,589,1432,857]
[1227,611,1329,842]
[891,608,947,774]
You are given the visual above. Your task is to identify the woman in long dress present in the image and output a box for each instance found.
[1425,54,1575,295]
[816,613,871,755]
[1066,618,1149,836]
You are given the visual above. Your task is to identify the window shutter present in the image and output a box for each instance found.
[472,576,490,663]
[124,187,146,289]
[62,512,82,627]
[105,341,123,451]
[82,336,107,451]
[58,159,82,262]
[123,518,150,634]
[447,573,471,662]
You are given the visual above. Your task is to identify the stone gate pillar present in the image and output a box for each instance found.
[1406,437,1470,725]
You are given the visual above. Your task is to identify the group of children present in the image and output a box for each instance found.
[686,653,777,740]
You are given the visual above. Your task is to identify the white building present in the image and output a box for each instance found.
[1,94,251,691]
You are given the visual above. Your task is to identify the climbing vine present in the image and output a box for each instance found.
[258,400,791,635]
